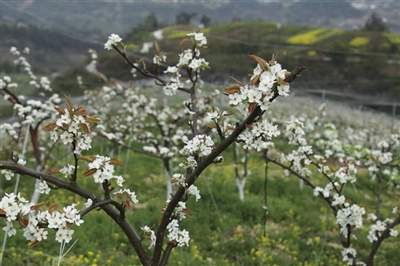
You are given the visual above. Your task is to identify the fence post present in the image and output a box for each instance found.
[392,103,397,131]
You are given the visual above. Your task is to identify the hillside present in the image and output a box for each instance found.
[0,19,102,74]
[1,20,399,102]
[92,22,400,100]
[2,0,399,42]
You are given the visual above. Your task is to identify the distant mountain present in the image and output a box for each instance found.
[1,0,399,46]
[0,19,102,74]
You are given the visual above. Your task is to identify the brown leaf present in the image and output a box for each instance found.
[79,155,96,162]
[277,77,289,86]
[248,102,257,113]
[183,208,193,218]
[86,116,101,124]
[269,53,278,66]
[42,122,57,132]
[75,107,88,117]
[227,76,244,86]
[248,55,269,71]
[245,124,253,130]
[223,84,241,95]
[158,216,163,225]
[30,200,49,211]
[46,168,60,175]
[17,214,29,228]
[54,106,66,115]
[179,38,190,46]
[124,200,131,209]
[250,74,260,86]
[29,240,41,248]
[109,157,125,167]
[155,41,160,53]
[83,168,97,177]
[80,123,90,134]
[65,96,74,114]
[48,203,58,214]
[0,208,6,215]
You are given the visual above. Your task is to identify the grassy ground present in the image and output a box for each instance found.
[1,135,399,265]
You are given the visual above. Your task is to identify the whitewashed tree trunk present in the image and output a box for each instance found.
[163,159,173,200]
[236,177,247,202]
[30,165,42,204]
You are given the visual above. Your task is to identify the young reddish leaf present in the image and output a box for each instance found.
[124,200,131,209]
[155,41,160,53]
[277,77,289,86]
[75,107,88,117]
[29,240,40,248]
[65,96,74,114]
[250,74,260,86]
[0,208,6,215]
[245,124,253,130]
[83,168,97,177]
[227,76,244,86]
[248,55,269,71]
[17,214,29,228]
[109,158,125,167]
[80,123,90,134]
[42,122,57,131]
[179,38,190,46]
[30,200,49,211]
[158,216,163,225]
[159,205,167,213]
[207,123,217,129]
[79,155,96,162]
[115,192,123,199]
[48,203,58,214]
[183,208,193,218]
[54,106,66,115]
[248,102,257,113]
[223,84,241,95]
[86,116,101,124]
[46,168,60,175]
[269,53,278,66]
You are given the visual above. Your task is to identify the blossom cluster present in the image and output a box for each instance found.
[10,47,52,91]
[341,248,357,265]
[104,34,122,50]
[227,55,289,111]
[336,204,366,236]
[237,119,280,151]
[171,174,201,202]
[180,134,214,157]
[113,188,139,205]
[162,32,209,96]
[166,219,190,247]
[367,215,398,242]
[140,225,156,249]
[84,155,125,186]
[1,193,83,244]
[43,98,100,154]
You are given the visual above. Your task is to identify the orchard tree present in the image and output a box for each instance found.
[0,31,304,265]
[1,28,399,266]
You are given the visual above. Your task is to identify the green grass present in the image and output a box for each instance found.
[1,138,400,265]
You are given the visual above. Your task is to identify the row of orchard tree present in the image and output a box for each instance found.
[0,29,399,265]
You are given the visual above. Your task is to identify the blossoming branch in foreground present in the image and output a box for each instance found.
[0,193,83,244]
